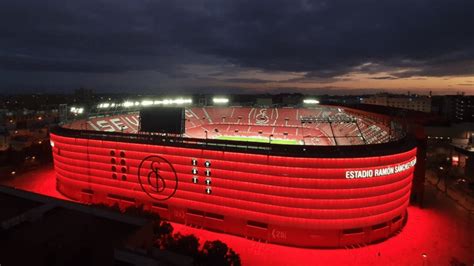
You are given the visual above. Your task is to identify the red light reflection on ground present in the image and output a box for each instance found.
[2,166,472,266]
[1,166,66,200]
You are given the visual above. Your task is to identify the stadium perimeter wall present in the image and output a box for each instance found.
[50,123,417,247]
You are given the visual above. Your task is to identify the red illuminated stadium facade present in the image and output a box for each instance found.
[50,106,417,248]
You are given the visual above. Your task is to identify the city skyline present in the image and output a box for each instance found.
[0,0,473,95]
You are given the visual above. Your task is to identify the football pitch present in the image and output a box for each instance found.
[216,135,300,145]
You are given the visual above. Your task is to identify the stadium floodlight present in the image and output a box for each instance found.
[303,99,320,104]
[97,102,111,109]
[161,98,192,105]
[149,98,193,105]
[213,97,229,104]
[123,101,134,108]
[173,98,192,105]
[70,107,84,114]
[141,100,154,106]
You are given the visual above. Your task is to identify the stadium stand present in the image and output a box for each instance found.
[64,106,395,146]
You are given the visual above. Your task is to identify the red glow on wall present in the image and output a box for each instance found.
[50,132,417,247]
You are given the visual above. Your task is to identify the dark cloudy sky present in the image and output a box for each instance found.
[1,0,473,95]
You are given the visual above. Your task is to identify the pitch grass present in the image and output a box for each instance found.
[216,135,300,145]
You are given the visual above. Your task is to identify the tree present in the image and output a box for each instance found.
[226,248,241,266]
[153,220,173,237]
[167,233,200,258]
[153,221,175,249]
[199,240,241,266]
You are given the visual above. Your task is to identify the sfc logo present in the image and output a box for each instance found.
[138,155,178,201]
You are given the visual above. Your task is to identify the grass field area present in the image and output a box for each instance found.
[216,135,300,145]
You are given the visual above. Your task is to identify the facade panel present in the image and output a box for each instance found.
[50,129,416,247]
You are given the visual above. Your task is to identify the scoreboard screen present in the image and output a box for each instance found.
[139,107,184,134]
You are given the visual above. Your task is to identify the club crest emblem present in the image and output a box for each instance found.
[255,109,269,124]
[138,155,178,200]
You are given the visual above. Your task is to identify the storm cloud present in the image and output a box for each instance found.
[0,0,473,92]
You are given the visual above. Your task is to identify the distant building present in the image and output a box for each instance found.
[424,119,474,180]
[322,96,362,105]
[0,108,58,152]
[431,95,473,123]
[361,94,431,113]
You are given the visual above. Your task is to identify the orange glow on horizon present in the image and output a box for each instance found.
[226,76,474,94]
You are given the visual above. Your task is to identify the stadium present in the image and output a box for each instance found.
[50,104,418,248]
